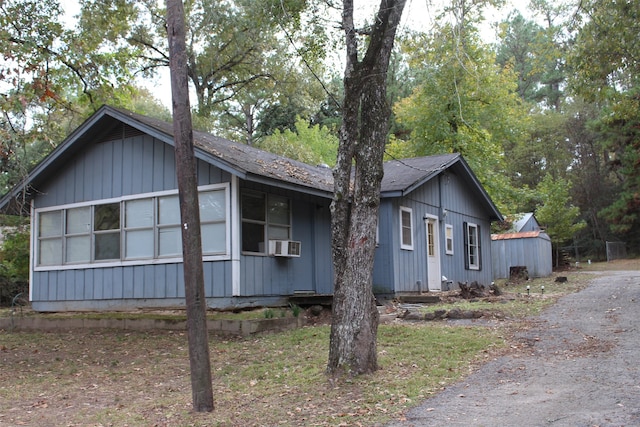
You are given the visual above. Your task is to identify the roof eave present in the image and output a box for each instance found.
[244,173,333,199]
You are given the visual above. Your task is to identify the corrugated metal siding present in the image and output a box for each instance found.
[491,233,552,279]
[520,217,539,232]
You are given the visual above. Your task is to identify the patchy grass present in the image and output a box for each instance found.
[1,260,637,425]
[419,271,596,320]
[0,324,503,426]
[578,258,640,271]
[0,306,300,321]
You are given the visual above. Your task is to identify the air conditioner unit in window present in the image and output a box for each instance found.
[268,240,301,257]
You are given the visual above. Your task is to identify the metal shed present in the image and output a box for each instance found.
[491,231,552,279]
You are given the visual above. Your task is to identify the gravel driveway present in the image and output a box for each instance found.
[387,270,640,427]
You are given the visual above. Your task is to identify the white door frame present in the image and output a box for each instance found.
[424,215,442,291]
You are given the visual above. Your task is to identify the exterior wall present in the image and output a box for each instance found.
[439,171,494,287]
[518,216,540,232]
[238,181,333,298]
[374,170,495,293]
[373,202,395,293]
[29,126,333,311]
[491,234,552,279]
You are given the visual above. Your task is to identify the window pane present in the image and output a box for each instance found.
[446,225,453,254]
[95,232,120,260]
[242,222,264,252]
[268,196,290,225]
[200,190,225,222]
[159,226,181,256]
[202,223,226,253]
[158,195,180,225]
[125,229,154,259]
[66,207,90,235]
[468,226,477,245]
[126,199,153,228]
[427,222,435,256]
[402,210,411,227]
[66,235,90,263]
[95,203,120,231]
[401,209,413,247]
[268,225,289,240]
[39,238,62,265]
[402,227,412,246]
[242,193,265,221]
[39,211,62,237]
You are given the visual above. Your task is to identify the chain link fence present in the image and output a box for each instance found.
[606,241,627,262]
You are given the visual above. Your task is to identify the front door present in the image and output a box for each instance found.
[425,216,441,291]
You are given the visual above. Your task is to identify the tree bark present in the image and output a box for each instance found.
[166,0,214,412]
[327,0,407,377]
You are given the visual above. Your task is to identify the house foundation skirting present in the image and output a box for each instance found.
[29,295,291,312]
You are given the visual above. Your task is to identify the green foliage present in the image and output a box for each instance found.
[535,174,586,246]
[596,93,640,247]
[263,308,275,319]
[0,225,30,282]
[289,303,302,317]
[569,0,640,102]
[258,117,337,167]
[496,12,545,104]
[0,0,169,198]
[393,25,529,212]
[568,0,640,253]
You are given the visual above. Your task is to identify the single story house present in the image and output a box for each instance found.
[491,213,553,279]
[0,105,502,311]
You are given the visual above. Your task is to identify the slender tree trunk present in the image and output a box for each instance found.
[327,0,406,377]
[166,0,214,412]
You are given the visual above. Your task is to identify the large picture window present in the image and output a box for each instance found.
[463,222,481,270]
[35,185,228,268]
[241,191,291,254]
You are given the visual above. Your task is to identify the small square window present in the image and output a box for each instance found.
[445,224,454,255]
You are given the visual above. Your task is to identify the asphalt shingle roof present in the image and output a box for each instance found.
[0,105,501,221]
[115,107,335,195]
[381,153,460,194]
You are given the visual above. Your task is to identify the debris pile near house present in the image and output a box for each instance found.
[509,266,529,281]
[458,281,489,299]
[396,305,494,322]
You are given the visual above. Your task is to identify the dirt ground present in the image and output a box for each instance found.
[386,267,640,427]
[1,260,638,426]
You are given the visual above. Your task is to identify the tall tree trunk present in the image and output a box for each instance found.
[166,0,214,412]
[327,0,406,377]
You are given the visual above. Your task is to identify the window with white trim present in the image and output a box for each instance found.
[241,191,291,254]
[464,222,481,270]
[445,224,454,255]
[35,185,228,267]
[399,206,413,250]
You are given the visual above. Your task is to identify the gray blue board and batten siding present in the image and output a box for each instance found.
[14,107,335,311]
[0,105,502,312]
[374,157,499,294]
